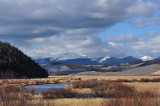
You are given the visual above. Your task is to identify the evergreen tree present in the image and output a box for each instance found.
[0,41,48,78]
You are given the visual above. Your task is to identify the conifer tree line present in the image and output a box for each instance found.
[0,41,48,78]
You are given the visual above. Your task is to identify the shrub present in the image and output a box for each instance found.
[54,80,60,84]
[102,87,159,106]
[72,79,112,89]
[116,79,131,82]
[107,83,135,98]
[151,78,160,82]
[42,88,77,99]
[92,84,108,97]
[0,85,31,106]
[134,90,158,98]
[27,87,36,96]
[72,80,137,98]
[140,78,150,82]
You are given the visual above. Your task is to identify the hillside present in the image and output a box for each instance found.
[34,55,143,65]
[59,58,99,65]
[0,41,48,78]
[41,58,160,76]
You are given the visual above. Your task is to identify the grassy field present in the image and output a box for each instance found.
[54,98,104,106]
[124,82,160,93]
[1,75,160,85]
[1,75,160,106]
[49,75,160,80]
[49,75,160,96]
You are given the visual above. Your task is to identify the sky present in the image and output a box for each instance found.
[0,0,160,58]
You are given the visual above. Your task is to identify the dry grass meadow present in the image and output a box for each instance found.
[50,75,160,93]
[1,75,160,106]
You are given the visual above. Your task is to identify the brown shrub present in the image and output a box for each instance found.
[0,85,31,106]
[72,79,112,89]
[134,90,158,98]
[27,87,36,96]
[107,83,135,98]
[102,87,159,106]
[116,79,131,82]
[151,78,160,82]
[54,80,60,84]
[140,78,151,82]
[72,80,137,98]
[42,87,77,99]
[131,79,138,82]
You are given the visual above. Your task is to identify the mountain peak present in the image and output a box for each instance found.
[140,56,152,61]
[50,52,88,61]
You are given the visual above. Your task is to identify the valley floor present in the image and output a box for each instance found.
[49,75,160,93]
[1,75,160,106]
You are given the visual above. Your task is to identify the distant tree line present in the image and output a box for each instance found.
[0,41,48,78]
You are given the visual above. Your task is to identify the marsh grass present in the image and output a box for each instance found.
[0,76,160,106]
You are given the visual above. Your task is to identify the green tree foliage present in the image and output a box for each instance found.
[0,41,48,78]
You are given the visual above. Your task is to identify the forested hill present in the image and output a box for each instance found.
[0,41,48,78]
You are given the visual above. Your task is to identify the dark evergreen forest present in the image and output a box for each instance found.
[0,41,48,78]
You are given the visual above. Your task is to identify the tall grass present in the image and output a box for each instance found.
[0,85,31,106]
[0,85,55,106]
[0,78,160,106]
[102,96,160,106]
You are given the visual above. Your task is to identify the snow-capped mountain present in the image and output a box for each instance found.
[98,56,110,63]
[34,52,88,64]
[140,56,152,61]
[51,52,88,61]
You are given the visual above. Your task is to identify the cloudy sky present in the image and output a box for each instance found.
[0,0,160,58]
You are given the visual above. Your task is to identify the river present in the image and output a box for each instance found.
[24,83,71,93]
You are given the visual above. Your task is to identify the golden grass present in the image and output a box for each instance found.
[0,98,104,106]
[51,75,160,94]
[1,75,160,106]
[49,75,160,81]
[1,75,160,86]
[65,82,160,94]
[54,98,104,106]
[124,82,160,93]
[1,75,158,93]
[1,75,160,94]
[64,85,93,93]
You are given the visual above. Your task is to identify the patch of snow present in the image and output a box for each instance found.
[50,52,88,61]
[140,56,152,61]
[99,56,110,63]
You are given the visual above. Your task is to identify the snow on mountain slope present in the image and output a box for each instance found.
[99,56,110,63]
[50,52,88,61]
[140,56,152,61]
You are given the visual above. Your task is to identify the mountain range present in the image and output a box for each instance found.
[32,52,160,76]
[34,52,153,65]
[1,41,160,78]
[41,56,160,76]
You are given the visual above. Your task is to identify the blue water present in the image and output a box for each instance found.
[24,83,71,93]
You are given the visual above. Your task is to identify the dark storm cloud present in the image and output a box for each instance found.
[0,0,157,39]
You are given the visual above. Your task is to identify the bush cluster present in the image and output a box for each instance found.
[42,88,77,99]
[115,78,160,82]
[102,90,158,106]
[72,79,158,98]
[0,85,31,106]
